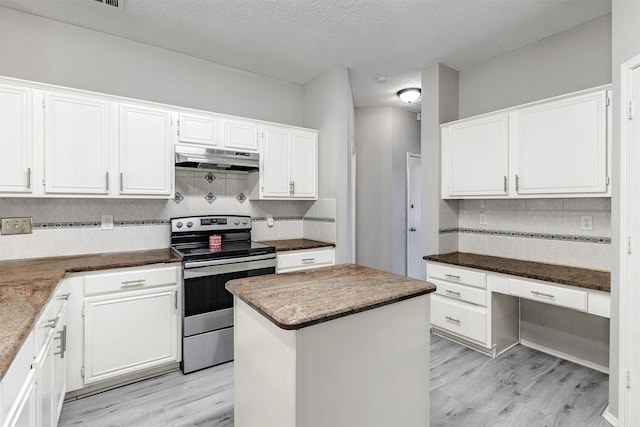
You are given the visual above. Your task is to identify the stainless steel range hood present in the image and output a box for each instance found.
[175,144,259,172]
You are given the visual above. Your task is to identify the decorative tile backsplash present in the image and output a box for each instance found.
[445,197,612,270]
[0,170,337,260]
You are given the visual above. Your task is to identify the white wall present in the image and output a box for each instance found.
[390,108,421,274]
[355,107,420,274]
[421,63,459,270]
[355,107,393,272]
[303,65,354,263]
[611,0,640,420]
[0,7,304,125]
[459,14,612,118]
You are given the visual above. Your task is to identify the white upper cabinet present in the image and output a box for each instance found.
[252,125,318,200]
[441,86,611,199]
[511,90,609,196]
[441,113,509,198]
[119,104,174,197]
[0,84,32,194]
[262,126,291,198]
[178,113,218,146]
[290,131,318,198]
[44,91,111,195]
[223,118,259,152]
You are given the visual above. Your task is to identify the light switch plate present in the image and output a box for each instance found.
[267,214,274,228]
[1,217,33,235]
[479,213,488,226]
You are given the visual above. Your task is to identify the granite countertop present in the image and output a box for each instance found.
[226,263,436,330]
[259,238,335,252]
[423,252,610,293]
[0,248,181,381]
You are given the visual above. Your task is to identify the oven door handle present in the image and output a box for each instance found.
[184,253,276,269]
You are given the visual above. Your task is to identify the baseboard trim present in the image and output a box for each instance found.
[519,339,609,374]
[601,404,617,426]
[431,327,494,357]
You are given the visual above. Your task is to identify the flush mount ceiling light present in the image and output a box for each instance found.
[397,87,421,104]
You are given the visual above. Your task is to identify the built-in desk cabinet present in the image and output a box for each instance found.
[427,261,610,371]
[441,86,611,199]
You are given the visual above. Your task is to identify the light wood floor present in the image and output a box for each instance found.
[59,334,610,427]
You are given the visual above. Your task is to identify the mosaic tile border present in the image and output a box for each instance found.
[31,217,336,230]
[33,220,170,230]
[439,227,611,245]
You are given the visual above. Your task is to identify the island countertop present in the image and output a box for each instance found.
[226,263,436,330]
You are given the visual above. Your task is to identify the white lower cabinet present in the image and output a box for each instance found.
[81,265,180,385]
[431,294,487,344]
[276,247,335,273]
[1,284,69,427]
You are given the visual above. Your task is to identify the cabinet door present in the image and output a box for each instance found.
[512,90,608,195]
[178,113,217,146]
[35,330,56,427]
[441,113,509,198]
[0,84,32,193]
[223,119,258,152]
[261,127,291,198]
[52,307,67,424]
[83,286,178,384]
[3,369,38,427]
[44,92,110,194]
[290,131,317,199]
[119,104,173,196]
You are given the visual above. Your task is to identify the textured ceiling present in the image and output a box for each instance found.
[0,0,611,113]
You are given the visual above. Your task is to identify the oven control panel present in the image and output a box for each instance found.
[171,215,251,233]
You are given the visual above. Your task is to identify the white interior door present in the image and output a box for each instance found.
[406,153,422,279]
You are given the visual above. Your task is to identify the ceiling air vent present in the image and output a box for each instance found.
[94,0,121,8]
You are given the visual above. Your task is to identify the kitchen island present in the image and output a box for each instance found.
[226,264,436,427]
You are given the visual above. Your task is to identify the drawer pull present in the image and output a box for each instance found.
[530,290,555,299]
[44,318,58,328]
[444,274,461,281]
[445,290,461,297]
[445,316,461,324]
[56,292,71,301]
[121,279,146,287]
[301,258,316,264]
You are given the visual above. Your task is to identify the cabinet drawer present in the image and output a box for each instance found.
[428,263,486,289]
[277,248,335,272]
[433,279,487,307]
[508,278,587,311]
[431,294,487,344]
[84,266,178,296]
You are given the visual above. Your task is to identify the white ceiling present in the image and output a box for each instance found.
[0,0,611,113]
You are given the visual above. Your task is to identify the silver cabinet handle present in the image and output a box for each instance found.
[27,167,31,189]
[56,293,71,301]
[301,258,316,264]
[292,181,295,194]
[121,279,146,287]
[444,274,461,281]
[530,290,555,299]
[445,289,461,297]
[515,174,520,192]
[445,316,461,324]
[106,171,109,191]
[54,325,67,358]
[503,175,507,193]
[44,318,58,328]
[120,172,124,191]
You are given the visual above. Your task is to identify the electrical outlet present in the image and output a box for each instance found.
[479,213,488,226]
[1,217,33,235]
[101,214,114,230]
[581,216,593,231]
[267,214,274,228]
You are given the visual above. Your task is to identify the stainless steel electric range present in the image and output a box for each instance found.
[170,215,276,374]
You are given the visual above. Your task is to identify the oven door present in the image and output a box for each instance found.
[182,256,276,337]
